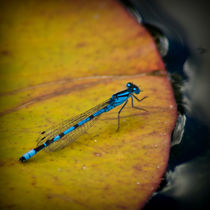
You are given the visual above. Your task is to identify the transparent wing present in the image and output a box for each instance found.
[46,116,97,151]
[36,99,110,151]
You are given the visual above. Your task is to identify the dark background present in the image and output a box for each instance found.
[120,0,210,209]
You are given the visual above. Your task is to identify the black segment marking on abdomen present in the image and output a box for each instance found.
[74,124,79,129]
[89,115,94,120]
[35,144,45,152]
[45,139,53,146]
[59,133,65,138]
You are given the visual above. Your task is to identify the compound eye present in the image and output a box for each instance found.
[126,82,132,88]
[133,87,136,91]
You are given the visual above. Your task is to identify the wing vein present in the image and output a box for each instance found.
[36,99,110,151]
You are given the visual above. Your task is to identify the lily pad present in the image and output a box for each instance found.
[0,0,177,209]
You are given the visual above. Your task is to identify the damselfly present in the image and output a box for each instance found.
[19,82,147,162]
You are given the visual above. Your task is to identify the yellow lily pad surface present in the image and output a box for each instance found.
[0,0,177,209]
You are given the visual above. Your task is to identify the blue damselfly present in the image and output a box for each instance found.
[19,82,147,162]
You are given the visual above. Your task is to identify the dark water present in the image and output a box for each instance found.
[120,0,210,209]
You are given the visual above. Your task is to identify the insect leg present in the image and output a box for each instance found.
[117,100,128,131]
[131,95,148,112]
[133,95,148,102]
